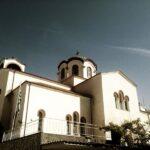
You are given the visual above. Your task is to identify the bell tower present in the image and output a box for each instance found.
[57,52,97,86]
[0,57,25,72]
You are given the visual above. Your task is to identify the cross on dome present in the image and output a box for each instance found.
[76,50,80,56]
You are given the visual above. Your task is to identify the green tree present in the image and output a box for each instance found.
[122,119,150,145]
[100,122,123,145]
[100,119,150,147]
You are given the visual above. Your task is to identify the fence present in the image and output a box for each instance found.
[2,118,102,142]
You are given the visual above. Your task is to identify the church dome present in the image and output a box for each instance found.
[58,52,97,81]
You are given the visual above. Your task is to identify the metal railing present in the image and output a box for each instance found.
[2,118,102,142]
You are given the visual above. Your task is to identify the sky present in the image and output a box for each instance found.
[0,0,150,106]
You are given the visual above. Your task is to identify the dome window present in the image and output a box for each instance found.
[0,63,3,69]
[61,68,65,79]
[72,65,79,76]
[87,67,92,78]
[7,64,21,71]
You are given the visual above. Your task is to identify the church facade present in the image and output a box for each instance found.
[0,55,149,143]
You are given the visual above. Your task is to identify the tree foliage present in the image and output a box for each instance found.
[100,119,150,147]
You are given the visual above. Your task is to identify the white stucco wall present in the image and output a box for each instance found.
[62,76,85,86]
[73,74,105,138]
[83,61,96,79]
[139,111,150,131]
[0,69,71,123]
[4,69,71,97]
[101,71,141,126]
[73,77,86,86]
[21,82,91,136]
[140,111,150,122]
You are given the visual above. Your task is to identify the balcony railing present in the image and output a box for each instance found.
[2,118,102,142]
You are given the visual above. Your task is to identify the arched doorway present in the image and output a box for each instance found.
[66,114,72,135]
[73,111,79,135]
[80,117,86,136]
[37,110,45,132]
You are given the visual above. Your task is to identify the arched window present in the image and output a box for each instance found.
[80,117,86,136]
[119,91,124,101]
[125,96,129,111]
[119,91,124,110]
[114,92,119,109]
[37,110,45,132]
[114,91,130,111]
[73,111,79,135]
[120,99,124,110]
[66,114,72,135]
[87,67,92,78]
[7,64,21,71]
[61,68,65,79]
[72,65,79,76]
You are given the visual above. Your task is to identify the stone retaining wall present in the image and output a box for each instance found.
[0,133,41,150]
[41,133,105,144]
[0,133,105,150]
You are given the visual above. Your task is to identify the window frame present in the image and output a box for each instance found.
[61,68,65,79]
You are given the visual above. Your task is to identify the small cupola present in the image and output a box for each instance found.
[0,57,25,72]
[57,52,97,86]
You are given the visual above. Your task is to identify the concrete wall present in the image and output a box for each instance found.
[73,74,105,137]
[0,70,9,121]
[62,76,85,86]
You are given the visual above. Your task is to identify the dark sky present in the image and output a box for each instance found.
[0,0,150,106]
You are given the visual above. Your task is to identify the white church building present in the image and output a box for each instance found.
[0,54,149,143]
